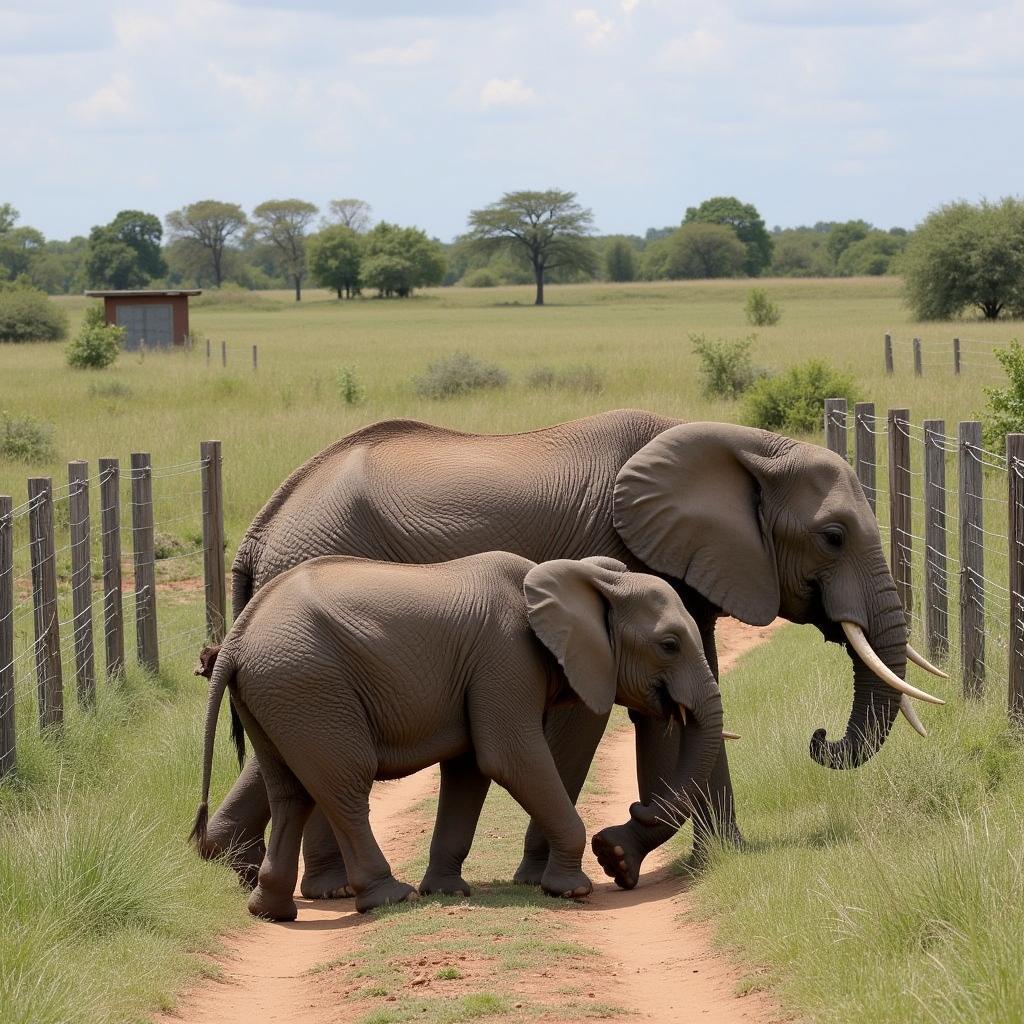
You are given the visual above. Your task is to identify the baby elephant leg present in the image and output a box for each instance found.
[299,809,353,899]
[204,756,270,890]
[420,752,490,896]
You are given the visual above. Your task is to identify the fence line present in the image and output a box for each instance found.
[824,399,1023,721]
[0,441,226,779]
[885,334,1012,380]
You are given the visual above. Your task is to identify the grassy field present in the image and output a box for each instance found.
[2,276,1023,1023]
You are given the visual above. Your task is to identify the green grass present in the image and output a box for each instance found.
[677,623,1024,1024]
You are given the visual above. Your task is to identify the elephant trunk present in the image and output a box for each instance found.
[809,595,907,769]
[632,686,725,828]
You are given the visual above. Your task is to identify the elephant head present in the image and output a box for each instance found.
[524,557,724,810]
[613,422,945,774]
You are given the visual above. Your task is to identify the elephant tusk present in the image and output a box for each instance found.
[678,704,688,727]
[905,643,949,679]
[840,622,946,706]
[899,696,928,738]
[722,730,741,740]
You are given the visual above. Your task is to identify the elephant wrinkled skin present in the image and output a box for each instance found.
[204,409,931,895]
[192,553,721,918]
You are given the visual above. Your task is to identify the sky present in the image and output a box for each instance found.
[3,0,1023,243]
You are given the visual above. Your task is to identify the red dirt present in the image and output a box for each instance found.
[158,617,786,1024]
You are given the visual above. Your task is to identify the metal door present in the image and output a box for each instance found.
[115,303,173,349]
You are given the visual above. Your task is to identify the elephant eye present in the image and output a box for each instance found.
[822,526,845,549]
[659,636,681,654]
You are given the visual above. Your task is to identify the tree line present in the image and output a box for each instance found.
[2,191,1023,316]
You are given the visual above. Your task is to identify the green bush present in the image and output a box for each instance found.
[691,332,765,399]
[0,287,68,343]
[66,319,124,370]
[336,366,365,405]
[1,411,56,463]
[745,287,781,326]
[981,340,1024,449]
[413,352,508,399]
[461,268,499,288]
[743,359,856,434]
[525,364,604,393]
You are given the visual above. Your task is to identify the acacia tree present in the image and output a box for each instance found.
[251,199,318,301]
[326,199,373,234]
[165,200,247,287]
[684,196,773,276]
[466,190,595,305]
[902,198,1024,320]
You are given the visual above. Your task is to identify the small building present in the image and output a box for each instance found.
[84,289,201,350]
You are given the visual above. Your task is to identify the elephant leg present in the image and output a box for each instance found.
[513,703,609,886]
[690,740,741,859]
[420,752,490,897]
[299,808,353,900]
[204,756,270,890]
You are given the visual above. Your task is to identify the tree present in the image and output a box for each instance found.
[684,197,773,276]
[251,199,318,301]
[825,219,871,267]
[0,203,18,233]
[604,238,637,282]
[768,228,831,277]
[0,225,45,282]
[902,198,1024,320]
[466,190,595,305]
[308,225,363,298]
[85,209,165,288]
[835,231,906,276]
[165,200,247,287]
[360,222,445,298]
[644,223,746,280]
[325,199,373,234]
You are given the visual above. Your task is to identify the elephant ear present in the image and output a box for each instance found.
[581,555,629,573]
[523,559,619,716]
[613,422,783,626]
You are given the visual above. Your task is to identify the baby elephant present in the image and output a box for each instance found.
[192,552,723,919]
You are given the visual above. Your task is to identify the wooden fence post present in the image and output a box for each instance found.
[201,441,227,642]
[131,454,159,672]
[959,421,985,697]
[855,402,877,514]
[1007,434,1024,725]
[824,398,848,460]
[923,421,948,658]
[884,333,894,375]
[28,478,63,730]
[888,409,913,619]
[913,337,922,377]
[68,462,95,705]
[99,459,124,678]
[953,337,961,376]
[206,337,211,365]
[221,340,227,368]
[0,496,14,777]
[252,344,258,372]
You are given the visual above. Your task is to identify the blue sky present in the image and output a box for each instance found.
[3,0,1023,241]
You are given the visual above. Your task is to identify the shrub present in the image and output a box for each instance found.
[526,364,604,393]
[743,359,857,434]
[462,268,499,288]
[66,319,124,370]
[1,411,56,463]
[691,332,765,399]
[336,366,365,405]
[981,340,1024,449]
[413,352,508,399]
[745,288,781,327]
[0,287,68,343]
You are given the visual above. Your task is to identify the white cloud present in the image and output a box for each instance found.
[660,28,723,66]
[572,8,614,46]
[621,0,639,11]
[479,76,536,108]
[354,38,435,65]
[69,73,135,123]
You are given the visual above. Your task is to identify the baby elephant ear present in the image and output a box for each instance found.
[523,559,619,716]
[581,555,629,573]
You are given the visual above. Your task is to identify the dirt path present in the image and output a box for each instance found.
[161,617,783,1024]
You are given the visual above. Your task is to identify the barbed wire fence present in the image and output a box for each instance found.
[0,441,226,779]
[884,333,1012,383]
[824,398,1024,726]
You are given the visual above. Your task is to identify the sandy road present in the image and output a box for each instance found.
[160,617,783,1024]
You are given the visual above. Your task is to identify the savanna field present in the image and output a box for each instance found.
[2,277,1024,1024]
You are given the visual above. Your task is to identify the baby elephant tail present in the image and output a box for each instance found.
[195,642,245,769]
[190,643,236,856]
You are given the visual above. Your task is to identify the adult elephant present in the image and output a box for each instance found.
[205,410,944,895]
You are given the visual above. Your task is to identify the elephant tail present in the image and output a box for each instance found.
[190,643,237,855]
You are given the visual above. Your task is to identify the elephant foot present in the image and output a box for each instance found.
[591,823,652,890]
[355,878,419,913]
[300,866,355,900]
[512,854,547,887]
[418,869,471,897]
[247,884,297,922]
[540,866,592,900]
